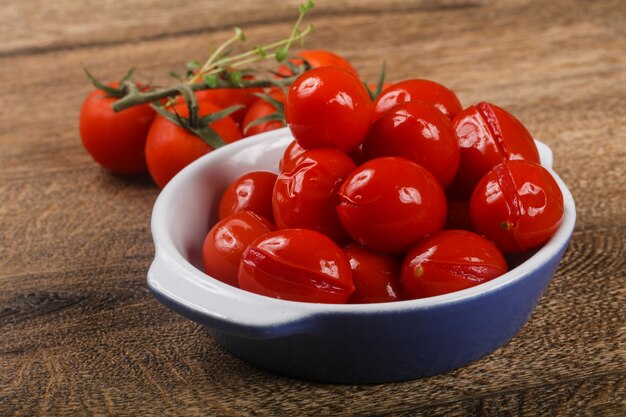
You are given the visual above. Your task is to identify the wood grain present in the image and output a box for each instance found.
[1,0,625,415]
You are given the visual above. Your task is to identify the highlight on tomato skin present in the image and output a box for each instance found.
[362,101,460,187]
[448,101,540,198]
[279,140,308,173]
[401,230,509,299]
[272,148,356,243]
[344,243,405,304]
[285,66,373,154]
[372,79,463,121]
[469,160,564,253]
[238,229,355,303]
[218,171,277,222]
[202,211,274,287]
[337,157,447,254]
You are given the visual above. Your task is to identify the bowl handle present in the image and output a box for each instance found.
[148,252,317,339]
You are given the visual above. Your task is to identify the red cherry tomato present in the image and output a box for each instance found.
[273,149,356,242]
[362,101,460,187]
[448,102,540,198]
[79,83,155,174]
[242,90,285,137]
[401,230,508,299]
[279,140,307,172]
[239,229,355,303]
[218,171,277,221]
[373,79,462,121]
[445,200,473,231]
[202,211,273,287]
[470,160,564,253]
[344,244,404,303]
[285,66,373,153]
[145,100,242,188]
[277,49,358,77]
[337,157,447,254]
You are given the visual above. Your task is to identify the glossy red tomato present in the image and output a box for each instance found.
[276,49,358,77]
[337,157,447,254]
[273,149,356,242]
[238,229,355,303]
[279,140,307,172]
[242,90,285,137]
[470,160,564,253]
[79,83,155,174]
[145,100,242,188]
[401,230,508,299]
[202,211,273,287]
[372,79,462,121]
[344,244,404,303]
[285,66,373,153]
[448,102,540,198]
[218,171,277,221]
[362,101,460,187]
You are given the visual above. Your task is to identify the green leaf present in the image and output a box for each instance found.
[119,67,136,84]
[202,74,220,88]
[234,27,246,42]
[372,61,387,99]
[199,104,245,125]
[186,59,201,70]
[299,0,314,14]
[275,47,289,62]
[244,113,285,134]
[83,68,122,97]
[252,93,285,113]
[170,71,183,81]
[194,126,227,149]
[229,70,243,87]
[254,45,267,58]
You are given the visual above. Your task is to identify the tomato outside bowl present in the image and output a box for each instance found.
[147,127,576,384]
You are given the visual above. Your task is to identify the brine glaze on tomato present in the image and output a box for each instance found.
[202,211,273,287]
[372,79,462,121]
[218,171,277,221]
[401,230,508,299]
[449,102,540,198]
[470,160,564,253]
[273,149,356,242]
[238,229,355,303]
[337,157,447,254]
[362,101,460,187]
[285,66,373,153]
[344,244,404,304]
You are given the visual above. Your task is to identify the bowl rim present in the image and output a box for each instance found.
[149,127,576,319]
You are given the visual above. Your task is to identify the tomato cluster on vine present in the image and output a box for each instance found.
[202,54,565,304]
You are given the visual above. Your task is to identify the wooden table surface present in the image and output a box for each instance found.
[1,0,625,415]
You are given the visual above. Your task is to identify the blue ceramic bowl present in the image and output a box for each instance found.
[147,128,576,383]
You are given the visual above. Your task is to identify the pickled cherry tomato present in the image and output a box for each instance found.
[362,101,460,187]
[218,171,277,221]
[273,149,356,242]
[401,230,508,299]
[238,229,355,303]
[285,66,373,153]
[372,79,462,121]
[202,211,273,287]
[279,140,307,173]
[344,244,404,303]
[448,102,540,198]
[337,157,447,254]
[469,160,564,253]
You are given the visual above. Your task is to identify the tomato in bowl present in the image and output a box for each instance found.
[147,127,575,383]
